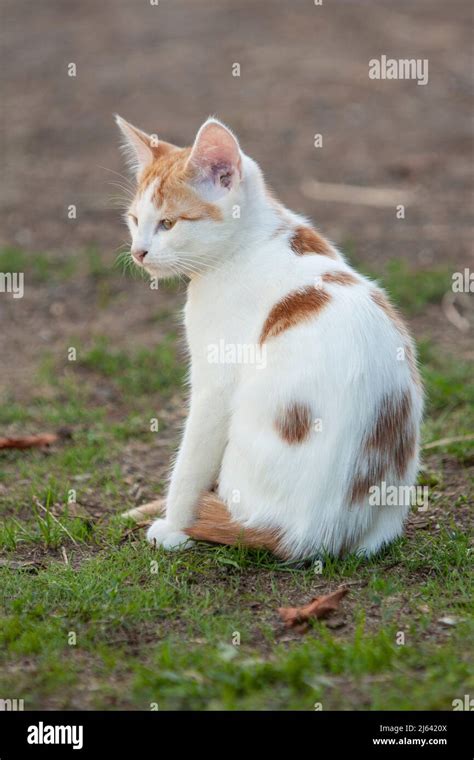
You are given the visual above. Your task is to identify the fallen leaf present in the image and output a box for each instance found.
[278,587,348,632]
[0,433,58,449]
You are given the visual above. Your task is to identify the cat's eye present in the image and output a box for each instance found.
[160,218,176,231]
[128,214,138,226]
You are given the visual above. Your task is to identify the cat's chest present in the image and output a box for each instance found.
[184,279,265,349]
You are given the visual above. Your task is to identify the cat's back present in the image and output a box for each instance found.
[252,229,414,378]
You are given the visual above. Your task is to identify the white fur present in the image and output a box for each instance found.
[117,117,423,559]
[146,520,193,550]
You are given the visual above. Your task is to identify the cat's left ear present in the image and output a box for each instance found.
[187,118,242,200]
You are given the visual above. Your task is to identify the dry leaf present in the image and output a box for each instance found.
[278,587,348,632]
[0,433,58,450]
[0,429,71,450]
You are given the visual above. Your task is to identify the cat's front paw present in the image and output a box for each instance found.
[146,519,194,550]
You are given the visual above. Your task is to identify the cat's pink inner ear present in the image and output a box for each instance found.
[188,120,242,193]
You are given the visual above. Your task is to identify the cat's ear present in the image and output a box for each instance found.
[187,118,242,200]
[115,115,156,175]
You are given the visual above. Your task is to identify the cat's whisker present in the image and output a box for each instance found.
[110,196,127,208]
[107,197,134,208]
[177,256,258,298]
[175,261,209,278]
[177,253,221,272]
[106,187,135,204]
[114,248,139,278]
[106,180,135,196]
[99,165,136,192]
[114,238,130,249]
[107,200,133,210]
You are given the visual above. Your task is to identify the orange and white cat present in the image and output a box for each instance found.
[116,115,423,560]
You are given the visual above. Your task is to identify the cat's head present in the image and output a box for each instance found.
[115,116,244,279]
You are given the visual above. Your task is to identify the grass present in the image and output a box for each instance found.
[346,250,453,316]
[0,530,471,709]
[373,259,452,316]
[0,245,125,284]
[419,340,474,413]
[0,246,77,283]
[0,251,472,710]
[80,336,184,397]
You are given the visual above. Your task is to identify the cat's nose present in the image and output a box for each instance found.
[131,248,148,263]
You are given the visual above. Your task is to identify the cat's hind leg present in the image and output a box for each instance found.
[353,504,409,557]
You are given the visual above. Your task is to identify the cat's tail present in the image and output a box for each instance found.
[186,492,288,558]
[122,492,287,557]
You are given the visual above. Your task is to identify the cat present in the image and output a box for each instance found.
[116,114,423,560]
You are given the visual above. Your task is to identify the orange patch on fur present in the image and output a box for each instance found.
[403,341,420,388]
[371,289,421,388]
[138,146,222,222]
[185,492,287,557]
[260,286,331,344]
[275,402,313,444]
[322,271,358,286]
[349,390,417,505]
[370,289,405,331]
[290,226,336,258]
